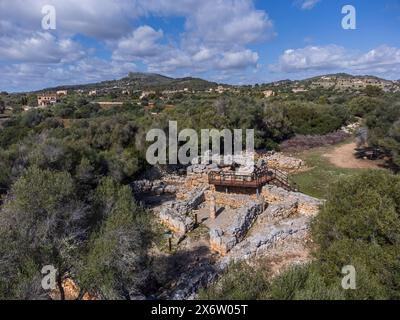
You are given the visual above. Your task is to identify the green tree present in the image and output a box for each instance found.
[79,177,153,299]
[0,166,87,299]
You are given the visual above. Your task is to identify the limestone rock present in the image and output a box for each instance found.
[169,262,218,300]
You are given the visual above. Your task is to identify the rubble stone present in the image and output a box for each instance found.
[260,198,299,223]
[261,152,305,172]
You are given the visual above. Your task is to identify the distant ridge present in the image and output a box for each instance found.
[28,72,399,94]
[35,72,221,93]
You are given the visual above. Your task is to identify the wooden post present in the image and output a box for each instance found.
[168,238,172,252]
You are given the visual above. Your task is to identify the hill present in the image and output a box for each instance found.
[36,72,221,94]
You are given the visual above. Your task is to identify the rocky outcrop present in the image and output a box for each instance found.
[210,201,263,255]
[169,262,218,300]
[262,185,324,217]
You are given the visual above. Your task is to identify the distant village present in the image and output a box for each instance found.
[32,85,235,110]
[23,74,400,113]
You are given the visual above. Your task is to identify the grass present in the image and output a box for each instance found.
[289,142,378,199]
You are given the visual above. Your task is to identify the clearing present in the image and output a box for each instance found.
[323,142,383,169]
[289,140,384,199]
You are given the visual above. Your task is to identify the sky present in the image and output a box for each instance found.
[0,0,399,92]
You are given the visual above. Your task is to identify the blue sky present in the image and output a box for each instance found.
[0,0,399,92]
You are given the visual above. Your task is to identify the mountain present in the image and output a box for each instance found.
[35,73,221,93]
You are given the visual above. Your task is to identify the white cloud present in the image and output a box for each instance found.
[0,59,137,92]
[113,26,164,60]
[0,32,85,63]
[127,0,273,71]
[218,50,259,70]
[0,0,138,39]
[296,0,321,10]
[270,45,400,78]
[0,0,275,90]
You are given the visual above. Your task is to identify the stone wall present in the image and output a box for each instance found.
[205,191,257,209]
[158,187,208,237]
[131,179,178,195]
[262,185,324,217]
[260,199,299,223]
[209,201,263,255]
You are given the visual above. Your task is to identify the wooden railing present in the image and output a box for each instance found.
[208,166,297,191]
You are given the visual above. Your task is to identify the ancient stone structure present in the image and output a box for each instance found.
[158,187,208,237]
[209,201,264,255]
[136,151,324,299]
[262,185,324,217]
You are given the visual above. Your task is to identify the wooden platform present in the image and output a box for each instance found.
[208,167,296,191]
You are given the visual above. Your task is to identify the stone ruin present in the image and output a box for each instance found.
[132,152,323,299]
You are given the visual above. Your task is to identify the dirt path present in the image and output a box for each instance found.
[323,142,382,169]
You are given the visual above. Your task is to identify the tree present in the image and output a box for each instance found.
[78,177,153,299]
[365,101,400,168]
[0,166,87,299]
